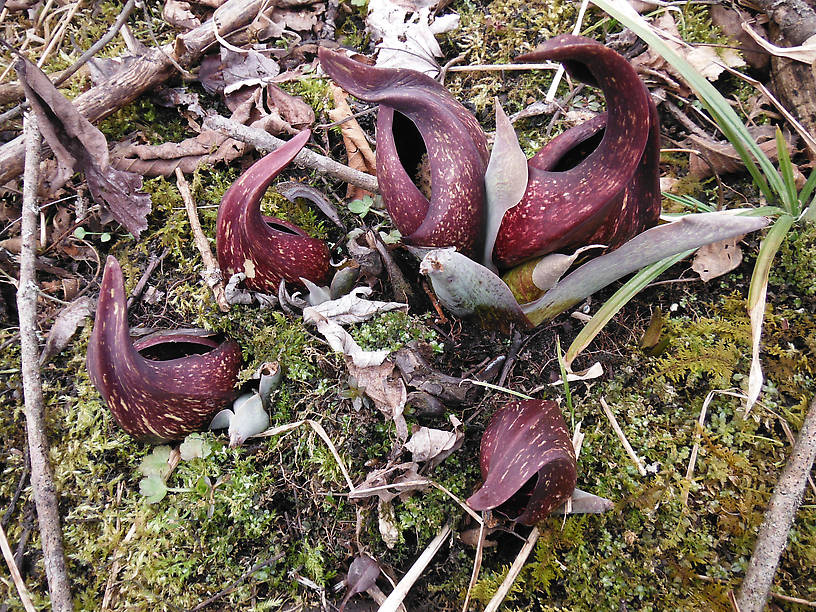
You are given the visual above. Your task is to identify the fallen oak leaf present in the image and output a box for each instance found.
[16,55,151,238]
[328,84,377,201]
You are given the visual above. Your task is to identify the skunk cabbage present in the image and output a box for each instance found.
[216,129,331,292]
[468,400,577,525]
[87,256,242,443]
[319,47,488,258]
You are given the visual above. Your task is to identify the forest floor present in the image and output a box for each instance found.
[0,0,815,610]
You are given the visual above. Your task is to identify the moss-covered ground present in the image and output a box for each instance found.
[0,0,815,609]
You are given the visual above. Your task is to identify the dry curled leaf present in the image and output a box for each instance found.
[39,296,93,365]
[404,415,463,466]
[328,85,377,201]
[16,55,151,238]
[339,555,380,612]
[687,126,795,179]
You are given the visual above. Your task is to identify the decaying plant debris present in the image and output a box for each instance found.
[0,0,815,610]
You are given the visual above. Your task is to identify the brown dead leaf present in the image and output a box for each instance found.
[710,5,769,70]
[403,415,463,467]
[687,126,795,179]
[40,296,93,364]
[692,236,744,282]
[111,87,300,176]
[163,0,201,31]
[221,47,280,95]
[347,359,408,440]
[632,13,745,87]
[16,56,151,238]
[329,85,377,201]
[266,84,315,130]
[269,4,324,34]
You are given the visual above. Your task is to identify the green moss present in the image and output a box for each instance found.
[350,311,442,353]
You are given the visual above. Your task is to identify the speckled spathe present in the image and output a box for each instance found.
[86,256,242,443]
[494,35,661,268]
[319,48,488,258]
[216,129,331,292]
[468,399,577,525]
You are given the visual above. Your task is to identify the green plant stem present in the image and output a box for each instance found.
[565,251,691,364]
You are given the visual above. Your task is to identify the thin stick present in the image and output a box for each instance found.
[126,247,169,310]
[378,523,452,612]
[599,397,647,477]
[0,521,36,612]
[204,115,380,194]
[736,395,816,612]
[17,111,73,610]
[462,519,486,612]
[175,168,229,312]
[484,526,541,612]
[683,390,746,505]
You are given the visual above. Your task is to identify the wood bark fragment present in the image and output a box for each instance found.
[0,0,270,186]
[17,112,73,611]
[736,395,816,611]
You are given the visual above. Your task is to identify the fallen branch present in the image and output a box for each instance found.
[0,0,270,186]
[736,395,816,611]
[17,112,73,610]
[204,115,380,194]
[175,168,229,312]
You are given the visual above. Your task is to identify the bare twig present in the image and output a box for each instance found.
[599,397,647,477]
[17,111,73,610]
[736,395,816,611]
[175,168,229,312]
[204,115,380,194]
[484,526,541,612]
[0,521,35,612]
[126,248,169,310]
[378,523,452,612]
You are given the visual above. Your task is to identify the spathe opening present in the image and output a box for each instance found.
[551,128,605,172]
[135,336,220,361]
[392,111,431,199]
[264,218,301,236]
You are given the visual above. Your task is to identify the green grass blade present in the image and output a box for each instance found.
[798,166,816,209]
[564,251,689,365]
[775,128,798,214]
[590,0,785,205]
[746,214,794,410]
[747,214,794,311]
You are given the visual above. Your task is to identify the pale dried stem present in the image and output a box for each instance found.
[379,523,452,612]
[484,526,541,612]
[462,519,486,612]
[18,112,73,610]
[599,397,647,477]
[204,115,380,194]
[175,168,230,312]
[0,521,36,612]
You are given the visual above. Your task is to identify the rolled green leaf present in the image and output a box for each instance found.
[216,129,331,292]
[524,212,771,325]
[86,257,242,443]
